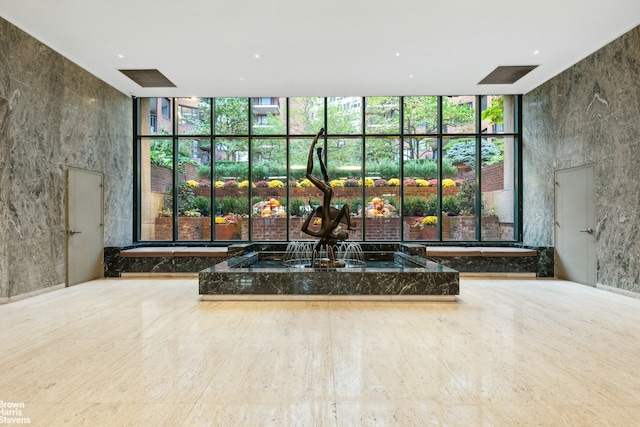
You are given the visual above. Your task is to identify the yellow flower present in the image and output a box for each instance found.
[268,180,284,188]
[238,180,255,188]
[387,178,400,187]
[422,216,438,226]
[416,179,430,187]
[214,181,225,188]
[358,178,375,187]
[442,179,456,187]
[412,215,437,229]
[214,216,228,224]
[186,180,199,188]
[330,180,344,187]
[298,179,314,188]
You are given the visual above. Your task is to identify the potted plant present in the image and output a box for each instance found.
[214,214,237,240]
[412,215,438,240]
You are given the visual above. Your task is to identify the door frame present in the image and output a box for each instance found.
[554,164,596,286]
[65,167,104,286]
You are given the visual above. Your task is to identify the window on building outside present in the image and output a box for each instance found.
[161,98,171,119]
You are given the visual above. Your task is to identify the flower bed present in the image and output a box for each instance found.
[154,214,500,242]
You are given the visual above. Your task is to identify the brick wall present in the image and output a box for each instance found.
[442,216,500,240]
[481,162,505,192]
[153,215,501,242]
[152,163,503,196]
[150,163,202,194]
[151,164,173,193]
[457,163,505,192]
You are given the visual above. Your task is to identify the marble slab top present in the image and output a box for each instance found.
[119,247,186,257]
[173,247,228,257]
[120,246,229,257]
[426,246,537,257]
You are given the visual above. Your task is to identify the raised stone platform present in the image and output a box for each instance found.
[104,243,553,278]
[199,251,459,300]
[425,245,554,276]
[104,245,230,276]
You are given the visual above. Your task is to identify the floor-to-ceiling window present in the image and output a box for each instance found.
[135,95,520,242]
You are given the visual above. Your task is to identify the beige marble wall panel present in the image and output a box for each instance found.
[58,59,133,247]
[523,25,640,293]
[2,18,132,298]
[8,34,66,295]
[1,21,11,300]
[0,19,9,97]
[0,99,8,300]
[99,91,133,247]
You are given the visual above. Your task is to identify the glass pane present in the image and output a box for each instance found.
[327,96,362,135]
[176,138,212,240]
[403,138,439,241]
[176,138,211,241]
[140,138,173,241]
[288,138,322,241]
[443,96,476,134]
[443,137,477,241]
[327,137,362,241]
[251,97,286,135]
[178,97,210,135]
[136,95,518,244]
[214,97,249,135]
[139,97,173,135]
[481,95,515,134]
[289,97,324,135]
[365,137,400,241]
[213,138,248,241]
[252,138,288,241]
[403,96,437,134]
[481,136,515,241]
[365,96,399,134]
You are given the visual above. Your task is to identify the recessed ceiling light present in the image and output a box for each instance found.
[239,77,245,81]
[118,54,124,58]
[533,50,540,55]
[409,74,413,78]
[395,52,400,57]
[255,54,260,59]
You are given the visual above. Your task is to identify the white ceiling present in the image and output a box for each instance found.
[2,0,640,98]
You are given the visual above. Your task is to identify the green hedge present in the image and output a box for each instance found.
[200,158,458,182]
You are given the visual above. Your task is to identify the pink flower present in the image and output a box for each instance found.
[223,214,238,224]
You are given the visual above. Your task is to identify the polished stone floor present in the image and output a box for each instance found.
[1,277,640,426]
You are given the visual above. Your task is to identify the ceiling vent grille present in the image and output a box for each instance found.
[478,65,538,85]
[119,69,176,87]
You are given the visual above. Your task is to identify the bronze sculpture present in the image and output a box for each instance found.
[300,128,356,267]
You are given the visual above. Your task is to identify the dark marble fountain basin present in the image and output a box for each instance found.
[199,250,459,300]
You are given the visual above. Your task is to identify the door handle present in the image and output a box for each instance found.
[579,228,594,234]
[68,229,82,235]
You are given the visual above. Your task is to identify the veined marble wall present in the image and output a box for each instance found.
[0,18,132,299]
[0,99,8,301]
[523,25,640,294]
[0,18,10,301]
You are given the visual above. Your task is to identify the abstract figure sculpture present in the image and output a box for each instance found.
[301,128,356,267]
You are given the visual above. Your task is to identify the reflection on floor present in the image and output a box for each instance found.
[1,277,640,426]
